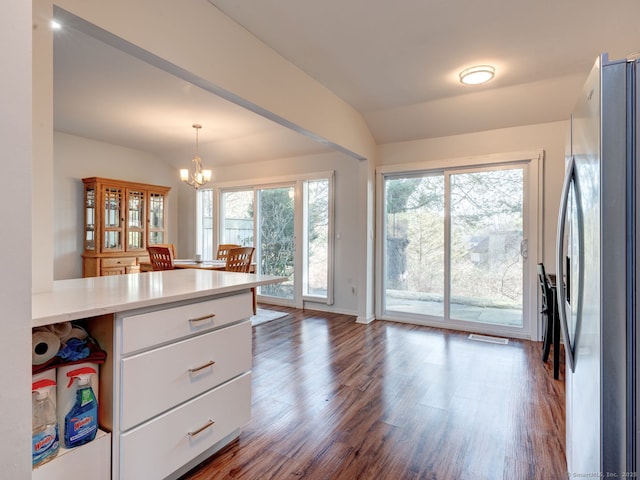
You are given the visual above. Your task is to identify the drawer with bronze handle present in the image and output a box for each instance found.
[119,320,251,430]
[119,372,251,480]
[120,291,252,354]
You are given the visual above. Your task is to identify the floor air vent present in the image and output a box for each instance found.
[468,333,509,345]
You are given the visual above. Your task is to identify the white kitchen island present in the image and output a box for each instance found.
[32,269,284,480]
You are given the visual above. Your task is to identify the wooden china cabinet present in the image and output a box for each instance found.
[81,177,171,277]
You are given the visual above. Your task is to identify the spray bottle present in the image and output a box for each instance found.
[63,367,98,448]
[32,379,60,467]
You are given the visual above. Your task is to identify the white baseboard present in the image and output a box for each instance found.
[356,315,376,324]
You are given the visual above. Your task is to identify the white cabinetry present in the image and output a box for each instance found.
[32,270,281,480]
[90,290,254,480]
[120,322,251,430]
[120,373,250,479]
[32,430,111,480]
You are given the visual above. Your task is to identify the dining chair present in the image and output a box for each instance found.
[139,244,176,272]
[147,245,175,271]
[537,262,560,379]
[154,243,176,259]
[225,247,257,314]
[225,247,255,272]
[216,243,241,261]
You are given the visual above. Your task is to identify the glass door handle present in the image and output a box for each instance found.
[520,239,528,259]
[556,155,576,372]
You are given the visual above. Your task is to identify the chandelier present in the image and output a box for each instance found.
[179,124,212,189]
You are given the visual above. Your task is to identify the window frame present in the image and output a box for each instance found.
[197,171,335,306]
[376,151,543,340]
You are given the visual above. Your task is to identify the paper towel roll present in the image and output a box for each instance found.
[33,322,72,339]
[49,321,72,340]
[60,325,88,343]
[32,330,61,365]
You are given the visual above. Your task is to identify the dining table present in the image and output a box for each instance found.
[173,259,227,270]
[139,259,256,273]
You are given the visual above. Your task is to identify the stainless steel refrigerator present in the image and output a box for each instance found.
[557,53,638,476]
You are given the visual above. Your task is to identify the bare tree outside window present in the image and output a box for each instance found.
[222,190,254,246]
[450,169,523,324]
[385,167,523,326]
[304,180,329,297]
[385,175,445,314]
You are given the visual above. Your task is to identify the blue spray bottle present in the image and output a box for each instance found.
[63,367,98,448]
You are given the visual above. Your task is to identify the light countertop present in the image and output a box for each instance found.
[33,269,285,327]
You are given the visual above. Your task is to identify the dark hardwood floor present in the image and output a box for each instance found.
[181,307,566,480]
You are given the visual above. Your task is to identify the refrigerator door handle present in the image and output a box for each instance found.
[556,156,576,372]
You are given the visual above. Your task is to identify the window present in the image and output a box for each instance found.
[303,179,332,300]
[197,172,334,305]
[377,152,541,339]
[221,190,254,246]
[196,189,214,260]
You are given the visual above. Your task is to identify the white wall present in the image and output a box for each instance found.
[53,132,180,279]
[1,0,32,477]
[379,120,568,269]
[33,0,54,293]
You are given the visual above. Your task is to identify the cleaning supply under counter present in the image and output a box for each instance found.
[32,379,60,467]
[32,321,106,374]
[60,366,98,449]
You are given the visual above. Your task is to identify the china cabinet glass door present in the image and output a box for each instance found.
[127,189,146,251]
[148,191,166,244]
[85,186,96,251]
[103,186,123,251]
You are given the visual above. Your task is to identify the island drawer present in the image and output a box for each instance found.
[119,320,251,430]
[119,372,251,480]
[120,291,252,354]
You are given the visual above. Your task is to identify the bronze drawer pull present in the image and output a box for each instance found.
[188,313,216,325]
[187,419,215,438]
[188,360,215,373]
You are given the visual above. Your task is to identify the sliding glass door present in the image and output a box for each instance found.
[382,162,531,336]
[205,173,334,307]
[384,174,445,317]
[257,186,295,300]
[449,168,524,327]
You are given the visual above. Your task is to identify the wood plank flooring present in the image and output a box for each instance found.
[181,308,566,480]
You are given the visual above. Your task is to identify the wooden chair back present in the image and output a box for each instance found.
[225,247,255,273]
[147,245,175,271]
[216,243,241,260]
[153,243,176,259]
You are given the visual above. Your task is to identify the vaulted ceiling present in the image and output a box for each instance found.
[54,0,640,166]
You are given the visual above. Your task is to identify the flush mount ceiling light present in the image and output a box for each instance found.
[180,124,212,189]
[459,65,495,85]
